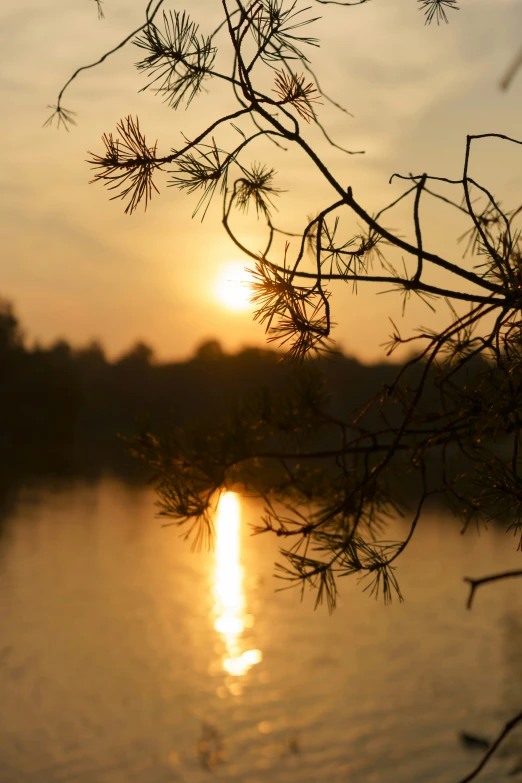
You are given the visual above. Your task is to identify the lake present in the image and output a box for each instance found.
[1,476,522,782]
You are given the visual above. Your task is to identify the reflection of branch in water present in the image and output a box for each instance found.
[503,617,522,776]
[197,721,225,771]
[457,587,522,780]
[280,733,301,758]
[455,709,522,783]
[502,615,522,706]
[459,732,490,751]
[500,45,522,91]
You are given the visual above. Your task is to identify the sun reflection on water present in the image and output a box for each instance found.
[213,492,262,677]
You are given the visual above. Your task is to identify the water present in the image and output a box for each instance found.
[1,477,522,783]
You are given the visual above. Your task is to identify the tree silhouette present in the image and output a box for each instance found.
[0,299,24,356]
[46,0,522,778]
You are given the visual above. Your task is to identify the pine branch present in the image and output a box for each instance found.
[134,10,216,109]
[87,116,161,214]
[418,0,459,25]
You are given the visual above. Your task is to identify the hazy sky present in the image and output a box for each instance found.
[2,0,522,362]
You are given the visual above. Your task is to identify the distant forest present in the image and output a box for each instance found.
[0,297,415,476]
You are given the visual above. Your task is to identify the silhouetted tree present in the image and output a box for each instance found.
[195,339,224,361]
[116,340,155,367]
[46,0,522,777]
[75,340,106,368]
[0,299,23,356]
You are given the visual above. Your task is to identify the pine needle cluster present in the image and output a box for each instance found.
[252,0,320,63]
[250,253,332,362]
[418,0,459,25]
[234,163,281,217]
[134,11,216,109]
[273,70,321,122]
[87,116,160,214]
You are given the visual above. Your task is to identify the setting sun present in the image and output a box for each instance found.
[216,263,252,311]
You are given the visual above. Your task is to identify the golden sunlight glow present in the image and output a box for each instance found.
[213,492,262,678]
[215,263,252,311]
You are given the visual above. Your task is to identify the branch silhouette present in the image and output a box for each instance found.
[46,3,522,779]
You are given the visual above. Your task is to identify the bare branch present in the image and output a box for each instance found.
[464,569,522,610]
[45,0,166,120]
[455,710,522,783]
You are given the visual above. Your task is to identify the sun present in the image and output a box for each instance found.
[216,262,252,311]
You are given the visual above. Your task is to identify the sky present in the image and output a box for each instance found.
[1,0,522,363]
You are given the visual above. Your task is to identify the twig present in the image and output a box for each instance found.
[464,569,522,610]
[455,709,522,783]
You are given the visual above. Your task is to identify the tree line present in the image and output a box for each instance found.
[0,297,408,465]
[0,296,485,510]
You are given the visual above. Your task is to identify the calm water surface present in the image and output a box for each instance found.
[1,477,522,783]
